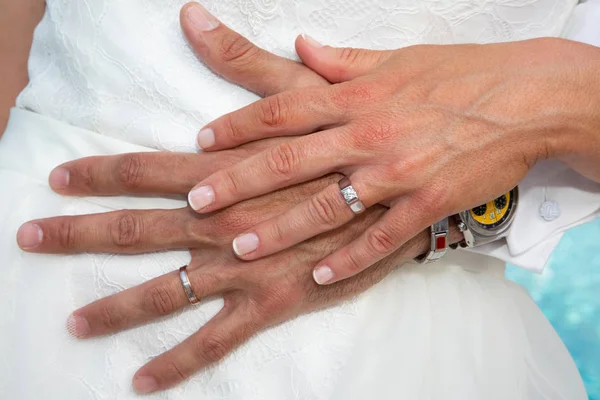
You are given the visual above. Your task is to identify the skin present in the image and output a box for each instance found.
[188,33,600,285]
[0,0,45,135]
[15,3,461,394]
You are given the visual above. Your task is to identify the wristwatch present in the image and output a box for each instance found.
[452,187,519,248]
[415,218,449,264]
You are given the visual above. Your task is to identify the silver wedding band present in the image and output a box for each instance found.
[179,266,200,305]
[339,178,365,214]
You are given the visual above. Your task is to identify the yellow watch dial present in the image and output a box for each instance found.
[470,191,514,229]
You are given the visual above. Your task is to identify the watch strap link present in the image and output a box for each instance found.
[415,217,449,264]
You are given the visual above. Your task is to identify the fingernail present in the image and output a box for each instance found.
[188,185,215,210]
[49,167,70,190]
[232,233,259,256]
[16,223,43,249]
[313,266,334,285]
[186,3,220,32]
[67,314,91,338]
[197,128,215,150]
[301,34,323,48]
[133,376,158,394]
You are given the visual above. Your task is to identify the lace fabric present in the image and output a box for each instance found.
[18,0,577,151]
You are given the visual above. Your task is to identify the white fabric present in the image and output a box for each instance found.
[0,0,595,399]
[564,0,600,44]
[0,110,588,400]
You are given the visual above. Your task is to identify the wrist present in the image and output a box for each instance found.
[547,43,600,163]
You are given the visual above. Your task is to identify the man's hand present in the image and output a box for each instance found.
[63,176,428,394]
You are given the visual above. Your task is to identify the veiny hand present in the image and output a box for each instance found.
[188,36,600,284]
[15,3,447,394]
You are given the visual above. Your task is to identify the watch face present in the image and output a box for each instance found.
[469,190,516,230]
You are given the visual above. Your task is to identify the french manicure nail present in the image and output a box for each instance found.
[301,33,323,48]
[232,233,259,256]
[187,3,220,32]
[313,266,334,285]
[188,185,215,210]
[49,167,70,190]
[197,128,215,150]
[16,223,43,249]
[67,314,91,338]
[133,376,158,394]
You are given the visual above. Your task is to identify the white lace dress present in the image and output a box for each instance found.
[0,1,590,399]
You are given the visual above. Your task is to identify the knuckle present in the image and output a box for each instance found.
[339,47,363,66]
[98,305,126,331]
[344,250,364,274]
[221,169,243,199]
[142,285,177,316]
[116,154,145,190]
[260,95,289,128]
[264,218,285,244]
[110,212,143,248]
[349,122,395,149]
[56,220,78,249]
[196,333,230,364]
[163,362,188,382]
[333,81,378,110]
[307,194,340,227]
[365,122,395,145]
[218,33,259,65]
[77,162,96,190]
[223,115,246,143]
[265,142,300,180]
[366,227,397,255]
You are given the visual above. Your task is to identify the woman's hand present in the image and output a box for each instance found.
[189,37,600,284]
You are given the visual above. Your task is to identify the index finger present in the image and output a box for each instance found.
[197,85,344,151]
[49,152,209,196]
[187,131,349,213]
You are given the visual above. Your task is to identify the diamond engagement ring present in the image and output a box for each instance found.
[338,177,365,214]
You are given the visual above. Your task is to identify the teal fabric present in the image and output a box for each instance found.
[506,219,600,400]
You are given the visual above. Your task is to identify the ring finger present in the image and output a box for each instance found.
[68,261,234,339]
[230,174,387,260]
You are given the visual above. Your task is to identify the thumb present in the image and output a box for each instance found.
[295,34,393,83]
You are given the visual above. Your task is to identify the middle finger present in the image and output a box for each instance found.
[17,208,206,254]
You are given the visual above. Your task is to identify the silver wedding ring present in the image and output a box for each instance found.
[179,266,200,305]
[339,178,365,214]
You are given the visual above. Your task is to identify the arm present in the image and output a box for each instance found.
[0,0,45,135]
[470,1,600,272]
[186,29,600,284]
